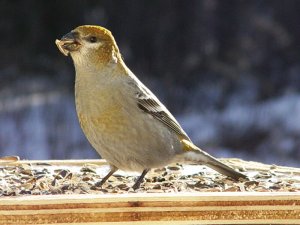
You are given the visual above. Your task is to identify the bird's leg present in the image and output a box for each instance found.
[95,165,118,187]
[132,169,150,190]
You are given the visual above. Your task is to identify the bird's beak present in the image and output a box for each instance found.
[55,32,81,56]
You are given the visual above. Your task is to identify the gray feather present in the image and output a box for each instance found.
[135,85,190,140]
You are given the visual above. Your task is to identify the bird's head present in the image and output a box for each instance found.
[56,25,121,70]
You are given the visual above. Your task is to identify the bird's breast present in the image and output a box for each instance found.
[75,80,130,134]
[77,104,129,134]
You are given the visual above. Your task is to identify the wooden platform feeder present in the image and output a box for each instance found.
[0,158,299,224]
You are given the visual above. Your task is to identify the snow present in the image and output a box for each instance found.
[0,78,299,167]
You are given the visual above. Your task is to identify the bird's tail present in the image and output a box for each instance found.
[205,156,247,180]
[181,140,247,180]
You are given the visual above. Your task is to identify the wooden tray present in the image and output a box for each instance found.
[0,159,299,224]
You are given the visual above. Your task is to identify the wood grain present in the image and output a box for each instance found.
[0,192,300,224]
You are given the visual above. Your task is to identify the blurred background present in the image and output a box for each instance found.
[0,0,300,166]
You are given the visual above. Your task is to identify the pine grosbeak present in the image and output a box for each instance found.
[55,25,246,189]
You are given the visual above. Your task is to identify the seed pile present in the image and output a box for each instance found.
[0,161,299,196]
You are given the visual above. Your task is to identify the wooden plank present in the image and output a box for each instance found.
[2,158,300,174]
[0,159,108,166]
[221,158,300,175]
[0,192,300,224]
[1,159,300,224]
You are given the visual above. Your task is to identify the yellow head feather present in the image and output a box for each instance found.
[72,25,121,69]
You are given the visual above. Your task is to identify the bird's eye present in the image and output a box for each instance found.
[89,36,97,43]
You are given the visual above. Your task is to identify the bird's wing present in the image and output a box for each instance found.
[135,82,190,141]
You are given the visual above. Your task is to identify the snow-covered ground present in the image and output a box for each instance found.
[0,78,299,167]
[179,93,300,166]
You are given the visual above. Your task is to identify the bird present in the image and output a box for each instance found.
[55,25,247,190]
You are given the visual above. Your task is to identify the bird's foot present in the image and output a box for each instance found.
[131,169,150,190]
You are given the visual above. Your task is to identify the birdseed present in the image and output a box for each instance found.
[0,160,299,196]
